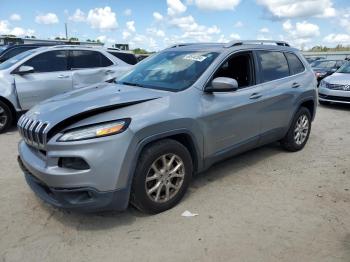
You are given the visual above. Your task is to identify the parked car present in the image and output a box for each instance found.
[311,59,346,83]
[318,61,350,105]
[0,45,131,133]
[107,48,138,65]
[0,44,58,63]
[305,56,325,64]
[17,40,317,213]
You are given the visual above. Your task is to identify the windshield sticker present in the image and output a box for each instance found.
[183,54,207,62]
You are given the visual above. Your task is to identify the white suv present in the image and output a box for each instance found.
[0,45,131,132]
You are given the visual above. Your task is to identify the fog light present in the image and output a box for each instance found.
[58,157,90,170]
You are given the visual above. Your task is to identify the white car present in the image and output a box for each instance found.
[319,61,350,105]
[0,45,131,132]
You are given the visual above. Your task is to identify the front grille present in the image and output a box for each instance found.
[319,94,350,102]
[326,83,350,91]
[17,116,50,149]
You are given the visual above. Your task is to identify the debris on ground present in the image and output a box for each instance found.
[181,210,199,217]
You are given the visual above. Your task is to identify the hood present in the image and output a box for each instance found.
[25,82,168,128]
[323,72,350,84]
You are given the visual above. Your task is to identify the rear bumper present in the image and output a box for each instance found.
[18,156,129,212]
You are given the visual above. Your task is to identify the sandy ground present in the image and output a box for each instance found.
[0,104,350,262]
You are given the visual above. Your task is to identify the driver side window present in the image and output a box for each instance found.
[212,52,255,89]
[23,50,68,73]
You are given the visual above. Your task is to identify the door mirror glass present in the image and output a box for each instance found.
[206,77,238,92]
[17,65,34,75]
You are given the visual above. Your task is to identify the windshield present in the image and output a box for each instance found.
[0,49,36,70]
[337,62,350,73]
[117,50,219,91]
[311,60,337,69]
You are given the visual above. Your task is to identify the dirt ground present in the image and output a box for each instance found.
[0,104,350,262]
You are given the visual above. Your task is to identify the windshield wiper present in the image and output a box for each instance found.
[118,81,144,87]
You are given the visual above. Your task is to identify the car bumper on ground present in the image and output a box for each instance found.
[318,87,350,104]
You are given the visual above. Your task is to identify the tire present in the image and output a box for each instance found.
[0,100,13,134]
[281,107,312,152]
[131,139,193,214]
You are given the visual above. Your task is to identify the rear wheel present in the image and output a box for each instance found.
[281,107,311,152]
[0,101,13,134]
[131,139,193,214]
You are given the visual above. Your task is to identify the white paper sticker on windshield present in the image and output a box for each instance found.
[183,54,207,62]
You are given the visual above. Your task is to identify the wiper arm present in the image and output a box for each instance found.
[118,81,144,87]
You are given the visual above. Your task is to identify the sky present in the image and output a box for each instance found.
[0,0,350,51]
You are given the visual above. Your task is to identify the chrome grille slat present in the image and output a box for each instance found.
[18,116,50,149]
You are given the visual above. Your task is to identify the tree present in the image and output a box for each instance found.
[69,37,79,41]
[133,48,149,54]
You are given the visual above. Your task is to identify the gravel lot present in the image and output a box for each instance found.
[1,104,350,262]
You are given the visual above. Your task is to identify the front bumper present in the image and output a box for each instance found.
[318,86,350,104]
[18,156,130,211]
[17,129,138,211]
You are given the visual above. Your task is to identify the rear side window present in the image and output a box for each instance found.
[0,46,36,62]
[69,50,113,69]
[108,51,137,65]
[285,53,305,75]
[257,51,289,82]
[23,50,68,73]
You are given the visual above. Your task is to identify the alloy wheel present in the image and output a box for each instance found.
[0,105,8,130]
[294,114,309,145]
[145,153,185,203]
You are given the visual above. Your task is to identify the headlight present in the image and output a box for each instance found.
[58,119,130,142]
[319,80,327,88]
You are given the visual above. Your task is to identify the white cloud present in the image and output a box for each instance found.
[193,0,240,10]
[153,12,164,21]
[259,27,269,33]
[0,20,35,36]
[69,9,85,22]
[323,34,350,45]
[147,27,165,37]
[169,15,221,42]
[257,0,336,19]
[229,33,240,40]
[35,13,59,24]
[281,20,320,47]
[87,7,117,31]
[122,30,131,40]
[126,20,136,32]
[10,14,21,21]
[167,0,187,16]
[234,21,243,28]
[96,35,107,42]
[124,9,132,16]
[338,9,350,33]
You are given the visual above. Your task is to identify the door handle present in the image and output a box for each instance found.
[105,70,115,75]
[292,82,300,88]
[249,93,262,100]
[58,75,69,79]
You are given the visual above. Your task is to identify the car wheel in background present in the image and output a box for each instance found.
[281,107,311,152]
[0,101,13,134]
[131,139,193,214]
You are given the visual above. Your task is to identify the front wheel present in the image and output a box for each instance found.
[131,139,193,214]
[0,101,13,134]
[281,107,311,152]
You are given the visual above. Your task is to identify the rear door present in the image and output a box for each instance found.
[68,50,117,88]
[255,50,305,141]
[14,50,72,110]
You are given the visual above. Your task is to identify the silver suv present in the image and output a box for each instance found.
[0,45,130,133]
[17,40,317,213]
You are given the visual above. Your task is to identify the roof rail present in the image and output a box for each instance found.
[167,42,217,49]
[48,45,95,49]
[224,40,290,48]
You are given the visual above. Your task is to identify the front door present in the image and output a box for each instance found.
[14,50,72,110]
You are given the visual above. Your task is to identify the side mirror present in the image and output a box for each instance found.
[205,77,238,92]
[17,65,34,75]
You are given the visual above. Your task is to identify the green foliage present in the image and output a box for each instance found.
[309,45,350,52]
[133,48,149,54]
[69,37,79,41]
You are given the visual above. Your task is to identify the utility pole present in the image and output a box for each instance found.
[65,23,68,40]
